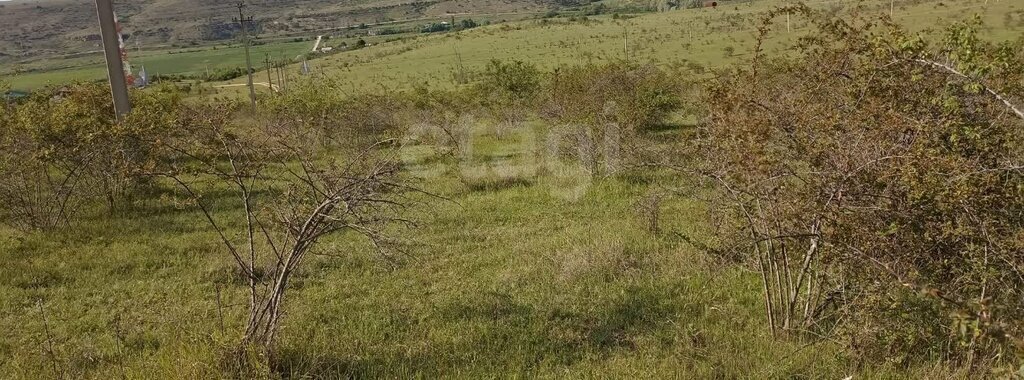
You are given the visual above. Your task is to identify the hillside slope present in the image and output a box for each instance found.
[0,0,556,63]
[216,0,1022,92]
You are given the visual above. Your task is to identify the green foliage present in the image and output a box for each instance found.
[263,78,406,152]
[474,60,542,129]
[421,23,452,34]
[694,11,1024,367]
[543,62,681,132]
[540,62,683,175]
[0,83,185,231]
[459,19,480,29]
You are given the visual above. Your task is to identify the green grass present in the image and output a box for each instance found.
[6,0,1018,94]
[2,40,313,91]
[0,118,966,378]
[212,0,1023,93]
[2,0,1016,377]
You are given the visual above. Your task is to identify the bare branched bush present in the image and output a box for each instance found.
[541,62,682,176]
[262,79,405,151]
[406,86,479,163]
[153,103,419,361]
[693,6,1023,365]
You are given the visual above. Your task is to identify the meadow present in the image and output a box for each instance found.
[1,0,1022,378]
[2,40,315,91]
[0,113,969,378]
[1,11,543,92]
[214,0,1023,93]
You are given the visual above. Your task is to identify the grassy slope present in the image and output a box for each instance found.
[0,0,551,62]
[215,0,1021,93]
[2,0,1020,377]
[3,41,314,91]
[0,0,549,91]
[7,0,1018,92]
[0,120,961,378]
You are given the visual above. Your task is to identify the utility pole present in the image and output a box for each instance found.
[94,0,131,119]
[264,53,274,93]
[623,27,629,61]
[278,58,286,92]
[452,45,466,84]
[235,2,257,111]
[890,0,894,17]
[283,59,290,90]
[276,51,284,92]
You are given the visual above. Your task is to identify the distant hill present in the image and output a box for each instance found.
[0,0,564,63]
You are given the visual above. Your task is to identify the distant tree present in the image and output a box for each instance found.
[476,60,542,132]
[421,23,451,33]
[541,63,682,176]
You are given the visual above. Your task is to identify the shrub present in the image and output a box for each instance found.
[541,62,682,176]
[0,83,183,230]
[152,101,417,365]
[262,79,405,151]
[692,7,1024,365]
[474,60,542,133]
[405,85,478,162]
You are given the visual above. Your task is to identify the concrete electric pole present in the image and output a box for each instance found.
[94,0,131,119]
[236,2,257,111]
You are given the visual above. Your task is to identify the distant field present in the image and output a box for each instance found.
[213,0,1022,93]
[4,0,1020,93]
[0,0,552,66]
[0,12,544,92]
[2,40,315,91]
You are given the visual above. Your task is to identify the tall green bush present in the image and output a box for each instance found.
[693,8,1023,367]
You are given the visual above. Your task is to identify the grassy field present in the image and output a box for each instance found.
[2,40,315,91]
[2,0,1021,378]
[213,0,1023,93]
[0,10,546,92]
[0,115,967,378]
[6,0,1019,93]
